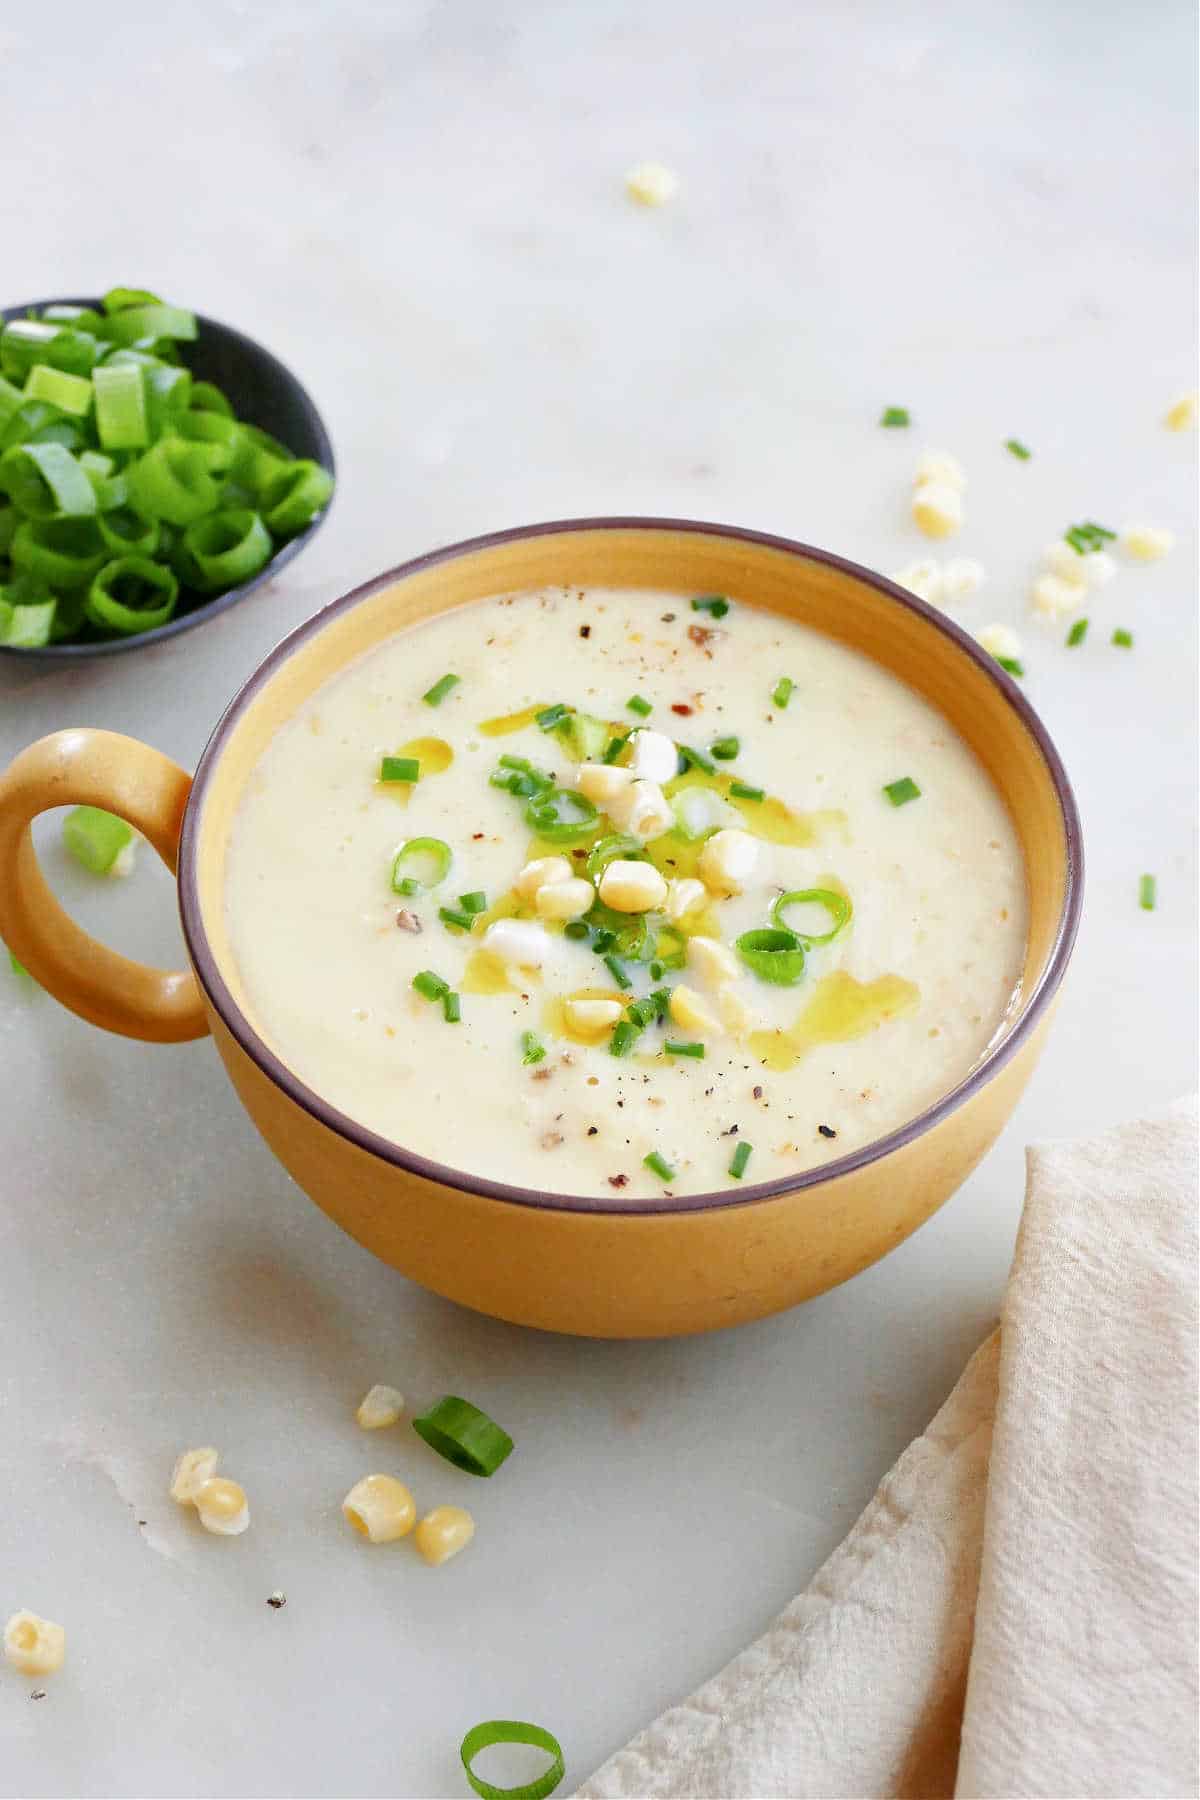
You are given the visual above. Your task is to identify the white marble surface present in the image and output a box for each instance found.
[1,3,1195,1794]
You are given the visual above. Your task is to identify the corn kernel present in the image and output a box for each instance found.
[564,997,624,1033]
[913,450,967,491]
[698,828,759,895]
[194,1476,250,1537]
[664,876,707,922]
[941,558,985,600]
[625,161,678,207]
[482,918,553,969]
[626,728,678,784]
[612,779,673,842]
[668,984,721,1037]
[978,623,1022,661]
[598,858,668,913]
[718,985,756,1038]
[356,1384,404,1430]
[1121,523,1174,562]
[1031,573,1085,620]
[169,1446,220,1506]
[343,1474,416,1543]
[686,935,740,986]
[912,480,963,539]
[414,1504,475,1566]
[535,876,595,921]
[577,763,634,808]
[4,1612,65,1678]
[1082,550,1117,588]
[514,855,573,900]
[889,560,943,605]
[1164,392,1197,431]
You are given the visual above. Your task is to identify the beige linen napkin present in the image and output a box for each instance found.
[576,1099,1198,1800]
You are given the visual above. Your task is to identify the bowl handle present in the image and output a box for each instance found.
[0,729,208,1042]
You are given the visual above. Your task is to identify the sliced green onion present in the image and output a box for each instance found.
[603,954,631,989]
[23,364,93,418]
[380,756,420,783]
[608,1020,640,1057]
[461,1721,564,1800]
[0,505,15,556]
[772,676,795,708]
[85,556,178,635]
[97,506,159,557]
[563,920,590,940]
[585,833,643,883]
[174,408,241,474]
[521,1031,546,1065]
[412,1395,513,1477]
[997,657,1024,678]
[0,375,25,434]
[771,888,852,945]
[879,406,910,427]
[125,438,218,524]
[643,1150,676,1182]
[523,787,599,845]
[101,286,163,314]
[691,594,729,618]
[678,743,715,775]
[260,459,333,536]
[535,702,570,731]
[1064,521,1117,555]
[412,970,450,1001]
[1,400,82,454]
[1139,874,1157,912]
[554,710,609,761]
[0,442,96,520]
[11,518,105,591]
[180,509,272,591]
[1,320,98,380]
[390,837,452,894]
[709,736,739,760]
[665,1040,704,1058]
[585,902,651,962]
[39,303,105,335]
[729,781,764,802]
[627,694,653,717]
[1066,618,1089,647]
[439,906,474,932]
[8,948,30,976]
[652,923,687,971]
[626,997,658,1028]
[729,1141,753,1179]
[78,450,114,481]
[735,927,806,986]
[649,986,671,1019]
[0,598,55,647]
[1005,438,1032,460]
[1112,627,1133,648]
[602,735,629,765]
[442,990,461,1023]
[229,424,295,497]
[103,302,197,346]
[189,381,234,417]
[62,805,133,875]
[459,891,487,915]
[883,776,921,807]
[423,672,460,707]
[92,363,150,451]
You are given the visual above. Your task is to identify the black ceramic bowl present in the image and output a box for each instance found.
[0,297,335,660]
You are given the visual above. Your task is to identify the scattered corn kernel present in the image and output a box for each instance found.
[1031,573,1086,620]
[577,763,634,808]
[913,451,967,491]
[4,1612,65,1678]
[1082,550,1117,588]
[912,480,963,539]
[717,985,756,1038]
[514,855,574,900]
[626,728,678,784]
[664,876,707,922]
[356,1384,405,1431]
[414,1504,475,1566]
[613,778,673,841]
[535,876,595,921]
[668,984,722,1037]
[625,161,679,208]
[941,558,985,600]
[978,623,1022,661]
[598,858,668,913]
[1164,392,1197,431]
[686,935,740,986]
[564,997,624,1033]
[698,828,759,896]
[194,1476,250,1537]
[889,560,943,604]
[1120,523,1174,562]
[342,1474,416,1544]
[482,918,553,969]
[169,1446,220,1506]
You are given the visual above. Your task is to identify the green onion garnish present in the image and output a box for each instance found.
[879,406,910,428]
[439,906,474,932]
[772,888,852,945]
[997,657,1025,678]
[585,833,643,883]
[609,1020,640,1057]
[521,1031,546,1065]
[728,1141,753,1179]
[650,987,672,1019]
[1112,627,1134,648]
[380,755,420,783]
[85,556,179,635]
[412,1395,513,1477]
[523,787,599,844]
[735,927,806,986]
[729,781,764,802]
[390,837,452,895]
[535,703,570,731]
[649,961,664,980]
[1064,521,1117,555]
[643,1150,676,1182]
[1066,618,1089,647]
[772,677,795,709]
[8,949,29,978]
[563,920,590,940]
[412,970,449,1001]
[603,954,632,989]
[691,594,730,618]
[1005,439,1032,460]
[665,1040,705,1058]
[627,694,653,717]
[678,744,715,775]
[883,776,921,807]
[62,805,133,875]
[461,1720,564,1800]
[626,997,659,1029]
[499,753,533,772]
[1139,874,1157,912]
[459,891,487,915]
[602,735,628,764]
[709,736,740,760]
[442,990,461,1023]
[422,672,460,707]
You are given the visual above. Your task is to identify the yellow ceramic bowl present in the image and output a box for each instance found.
[0,520,1082,1337]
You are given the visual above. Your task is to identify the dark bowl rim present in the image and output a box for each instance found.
[177,515,1084,1218]
[0,295,335,662]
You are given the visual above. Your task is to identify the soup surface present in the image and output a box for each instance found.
[224,586,1028,1198]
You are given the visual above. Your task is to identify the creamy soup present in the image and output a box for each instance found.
[224,587,1028,1198]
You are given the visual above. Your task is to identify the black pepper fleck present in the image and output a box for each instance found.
[267,1591,287,1609]
[753,1085,764,1099]
[579,624,591,638]
[587,1126,598,1136]
[661,612,676,622]
[608,1173,629,1188]
[30,1689,46,1701]
[818,1125,838,1139]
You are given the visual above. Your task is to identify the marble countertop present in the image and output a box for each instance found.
[1,2,1195,1794]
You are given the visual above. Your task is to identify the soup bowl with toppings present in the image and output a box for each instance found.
[0,518,1082,1337]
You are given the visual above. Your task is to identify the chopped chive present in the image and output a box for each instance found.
[438,906,474,932]
[591,928,616,954]
[879,406,910,428]
[609,1020,640,1057]
[643,1150,676,1181]
[535,702,570,730]
[603,953,632,989]
[650,987,672,1019]
[626,998,657,1029]
[679,744,715,775]
[997,657,1025,678]
[1066,618,1089,647]
[1139,874,1157,912]
[883,776,921,807]
[1082,519,1117,541]
[412,970,449,1001]
[459,891,487,914]
[665,1040,705,1058]
[412,1395,513,1477]
[772,676,795,709]
[442,990,461,1023]
[730,781,765,801]
[488,769,519,791]
[627,694,653,718]
[1112,627,1134,648]
[649,960,664,980]
[394,877,420,896]
[62,806,133,875]
[691,594,730,618]
[1005,439,1032,460]
[563,920,590,940]
[728,1141,753,1179]
[422,672,460,707]
[521,1029,547,1064]
[499,753,533,772]
[602,735,629,765]
[1064,521,1117,555]
[380,755,420,783]
[710,735,740,760]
